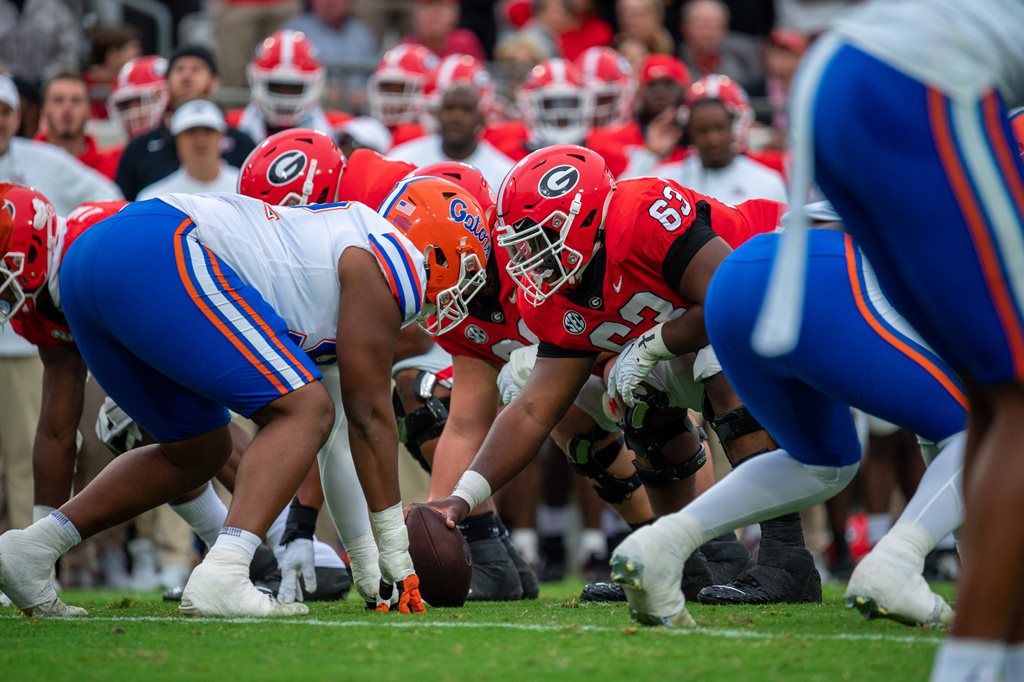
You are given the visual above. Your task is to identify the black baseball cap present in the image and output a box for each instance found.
[168,45,218,76]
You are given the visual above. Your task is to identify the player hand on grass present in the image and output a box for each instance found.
[370,504,427,613]
[278,538,316,603]
[608,323,676,407]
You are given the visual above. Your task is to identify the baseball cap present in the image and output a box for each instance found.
[336,116,392,154]
[170,99,226,135]
[168,44,218,76]
[640,55,690,87]
[0,75,19,111]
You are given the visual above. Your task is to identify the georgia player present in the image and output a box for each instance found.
[228,30,350,142]
[423,55,497,123]
[107,56,168,140]
[430,146,821,609]
[367,45,438,150]
[483,59,590,163]
[575,47,636,131]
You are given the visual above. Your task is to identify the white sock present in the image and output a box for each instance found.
[42,512,81,553]
[577,528,607,565]
[679,448,859,541]
[33,505,56,524]
[867,514,892,547]
[537,504,570,537]
[1004,643,1024,680]
[930,639,1005,682]
[171,483,227,549]
[210,527,260,563]
[898,432,965,545]
[510,528,539,566]
[872,520,933,565]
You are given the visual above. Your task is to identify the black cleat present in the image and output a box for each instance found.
[696,541,822,605]
[466,536,523,601]
[162,586,184,602]
[580,581,625,602]
[500,534,539,600]
[538,536,567,583]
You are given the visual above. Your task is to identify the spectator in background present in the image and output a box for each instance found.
[84,24,141,120]
[401,0,485,62]
[138,100,239,199]
[556,0,613,62]
[493,33,547,102]
[36,73,121,180]
[390,84,514,188]
[286,0,378,106]
[517,0,574,60]
[0,75,122,215]
[615,0,674,59]
[0,0,79,83]
[335,116,392,155]
[678,0,761,86]
[11,76,40,139]
[115,45,255,200]
[213,0,301,88]
[747,28,806,149]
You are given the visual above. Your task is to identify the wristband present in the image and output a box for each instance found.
[281,497,318,544]
[636,322,674,362]
[451,470,492,511]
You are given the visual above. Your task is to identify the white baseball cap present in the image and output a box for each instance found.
[170,99,226,135]
[0,75,19,111]
[336,117,392,154]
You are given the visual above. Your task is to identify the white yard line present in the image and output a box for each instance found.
[0,614,944,645]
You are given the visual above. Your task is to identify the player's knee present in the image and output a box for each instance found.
[621,403,706,488]
[565,432,641,504]
[392,370,451,474]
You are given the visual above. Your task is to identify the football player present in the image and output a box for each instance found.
[228,30,350,142]
[366,45,438,149]
[107,56,168,140]
[611,204,967,627]
[0,177,489,618]
[430,146,821,606]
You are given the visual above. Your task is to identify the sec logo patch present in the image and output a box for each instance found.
[465,324,488,344]
[562,311,586,335]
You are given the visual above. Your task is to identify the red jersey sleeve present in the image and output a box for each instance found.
[338,149,417,211]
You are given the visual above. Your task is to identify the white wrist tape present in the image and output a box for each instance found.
[636,322,674,362]
[452,470,492,511]
[370,503,413,583]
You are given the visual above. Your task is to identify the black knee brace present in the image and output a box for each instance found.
[393,371,450,474]
[701,393,764,450]
[566,432,641,504]
[622,402,706,488]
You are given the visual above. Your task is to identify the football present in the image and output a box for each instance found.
[404,503,473,607]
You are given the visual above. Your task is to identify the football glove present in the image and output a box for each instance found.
[497,344,538,404]
[277,499,319,603]
[609,323,675,407]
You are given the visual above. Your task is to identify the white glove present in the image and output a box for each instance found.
[344,532,382,605]
[95,396,143,456]
[277,538,317,604]
[498,344,539,404]
[609,323,676,408]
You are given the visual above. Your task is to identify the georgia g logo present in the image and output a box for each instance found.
[538,165,580,199]
[562,310,586,335]
[267,150,308,186]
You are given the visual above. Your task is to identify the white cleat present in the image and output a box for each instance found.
[179,557,308,618]
[0,529,86,618]
[609,524,694,627]
[846,544,952,628]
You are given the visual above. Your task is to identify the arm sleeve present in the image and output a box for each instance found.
[660,200,718,290]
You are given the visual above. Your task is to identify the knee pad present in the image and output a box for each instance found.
[622,402,706,488]
[566,433,641,504]
[702,393,764,450]
[393,371,451,474]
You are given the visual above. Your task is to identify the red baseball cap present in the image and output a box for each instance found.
[768,28,808,55]
[640,55,691,88]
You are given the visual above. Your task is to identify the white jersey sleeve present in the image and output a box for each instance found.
[158,193,427,362]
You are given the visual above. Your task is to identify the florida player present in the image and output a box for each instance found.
[611,204,967,627]
[0,178,489,618]
[429,146,819,604]
[750,3,1024,677]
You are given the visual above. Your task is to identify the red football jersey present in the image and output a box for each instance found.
[435,249,537,363]
[390,122,427,149]
[585,122,641,178]
[517,177,782,354]
[336,149,416,211]
[482,122,530,162]
[11,201,127,348]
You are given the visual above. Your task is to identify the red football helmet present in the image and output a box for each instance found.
[408,162,497,231]
[496,145,615,306]
[238,128,346,206]
[368,45,439,127]
[1010,106,1024,156]
[0,184,58,324]
[575,47,636,128]
[685,74,754,151]
[108,56,168,139]
[248,30,326,128]
[379,176,490,335]
[518,59,591,146]
[424,54,495,114]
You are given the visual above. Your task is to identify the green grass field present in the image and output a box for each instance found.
[1,581,951,681]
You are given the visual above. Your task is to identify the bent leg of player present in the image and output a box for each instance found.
[805,37,1024,667]
[0,201,330,618]
[393,343,453,473]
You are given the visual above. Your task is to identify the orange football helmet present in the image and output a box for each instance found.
[378,176,490,335]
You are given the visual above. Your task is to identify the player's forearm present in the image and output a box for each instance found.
[464,397,557,498]
[661,305,709,355]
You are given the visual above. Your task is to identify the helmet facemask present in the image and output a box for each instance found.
[368,75,424,127]
[0,251,26,324]
[250,69,325,129]
[419,243,487,336]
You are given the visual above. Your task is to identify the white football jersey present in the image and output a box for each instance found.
[159,193,427,365]
[834,0,1024,105]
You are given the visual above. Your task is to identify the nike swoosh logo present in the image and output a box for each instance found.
[612,276,623,293]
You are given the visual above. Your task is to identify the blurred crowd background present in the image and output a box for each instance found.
[0,0,959,595]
